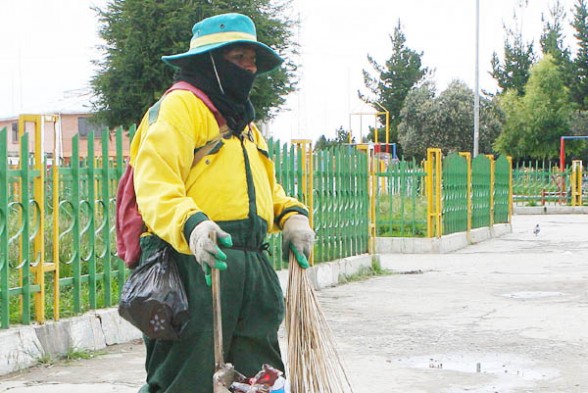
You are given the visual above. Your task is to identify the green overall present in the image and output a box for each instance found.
[138,220,285,393]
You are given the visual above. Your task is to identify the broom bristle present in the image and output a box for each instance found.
[285,253,354,393]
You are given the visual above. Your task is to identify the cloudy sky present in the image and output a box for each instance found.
[0,0,579,141]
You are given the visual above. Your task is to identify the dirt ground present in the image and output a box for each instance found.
[1,214,587,393]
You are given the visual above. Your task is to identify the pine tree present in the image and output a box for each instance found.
[491,25,535,96]
[359,20,428,144]
[91,0,297,128]
[571,0,588,110]
[540,0,573,90]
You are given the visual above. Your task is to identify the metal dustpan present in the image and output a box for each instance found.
[211,235,243,393]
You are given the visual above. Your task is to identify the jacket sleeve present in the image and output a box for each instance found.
[131,91,216,254]
[272,182,310,231]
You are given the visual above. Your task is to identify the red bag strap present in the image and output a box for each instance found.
[165,81,226,127]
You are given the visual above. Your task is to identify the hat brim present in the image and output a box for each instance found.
[162,40,284,75]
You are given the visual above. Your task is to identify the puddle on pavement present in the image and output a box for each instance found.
[399,353,559,381]
[502,291,564,299]
[399,352,559,382]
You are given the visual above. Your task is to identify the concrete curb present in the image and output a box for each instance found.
[514,206,588,215]
[375,223,512,254]
[0,309,142,376]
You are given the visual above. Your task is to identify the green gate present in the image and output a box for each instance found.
[375,159,427,237]
[313,145,369,262]
[442,153,468,235]
[494,156,511,223]
[472,154,492,228]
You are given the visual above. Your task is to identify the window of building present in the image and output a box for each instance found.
[78,117,104,139]
[11,122,18,143]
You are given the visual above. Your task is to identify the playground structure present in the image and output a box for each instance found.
[348,104,398,161]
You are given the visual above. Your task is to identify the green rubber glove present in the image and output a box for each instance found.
[282,215,315,269]
[290,243,310,269]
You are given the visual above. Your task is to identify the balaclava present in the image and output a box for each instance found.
[175,50,256,135]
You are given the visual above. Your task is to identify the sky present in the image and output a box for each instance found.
[0,0,580,142]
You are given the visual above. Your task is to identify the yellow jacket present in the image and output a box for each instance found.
[130,89,308,254]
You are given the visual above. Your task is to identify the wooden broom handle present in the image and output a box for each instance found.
[210,233,225,369]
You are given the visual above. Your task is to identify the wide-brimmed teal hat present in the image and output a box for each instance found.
[162,13,284,74]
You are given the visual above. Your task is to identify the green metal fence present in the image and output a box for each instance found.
[375,158,427,237]
[1,122,520,328]
[54,132,127,315]
[312,145,369,262]
[472,154,492,229]
[442,153,469,235]
[0,127,372,328]
[375,152,512,238]
[494,156,511,223]
[512,160,569,206]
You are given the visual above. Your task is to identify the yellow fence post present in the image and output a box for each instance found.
[459,152,472,241]
[571,160,583,206]
[507,156,513,221]
[426,148,442,238]
[355,144,376,254]
[50,116,60,320]
[18,114,60,324]
[18,115,44,322]
[486,154,495,227]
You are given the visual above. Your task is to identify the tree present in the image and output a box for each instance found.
[315,126,354,150]
[359,20,428,144]
[91,0,297,128]
[478,96,505,156]
[495,55,572,159]
[314,135,331,150]
[571,0,588,110]
[493,90,528,159]
[491,7,536,95]
[397,81,436,160]
[567,110,588,160]
[397,81,502,161]
[365,126,389,145]
[540,0,573,88]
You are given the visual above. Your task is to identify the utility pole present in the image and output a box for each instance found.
[473,0,480,157]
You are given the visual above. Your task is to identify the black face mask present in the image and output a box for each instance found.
[212,54,256,103]
[175,53,256,135]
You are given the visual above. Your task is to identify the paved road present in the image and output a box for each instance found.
[0,214,587,393]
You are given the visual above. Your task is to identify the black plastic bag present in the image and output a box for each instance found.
[118,247,189,340]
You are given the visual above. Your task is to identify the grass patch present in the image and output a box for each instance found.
[36,352,54,366]
[376,194,428,237]
[35,347,108,367]
[339,258,392,284]
[64,348,106,362]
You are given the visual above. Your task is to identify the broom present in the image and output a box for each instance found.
[285,252,354,393]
